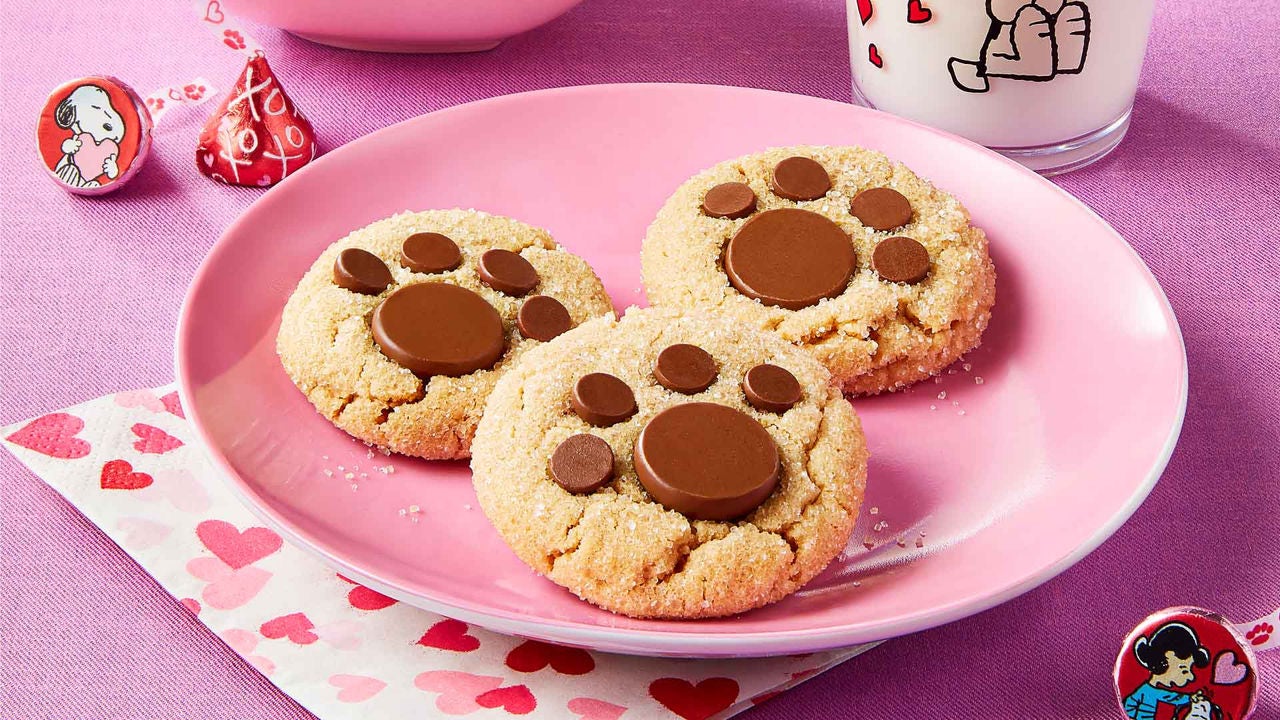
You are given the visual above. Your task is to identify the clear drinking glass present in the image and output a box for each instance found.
[847,0,1156,175]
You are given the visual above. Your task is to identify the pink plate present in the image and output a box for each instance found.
[220,0,587,53]
[176,84,1186,657]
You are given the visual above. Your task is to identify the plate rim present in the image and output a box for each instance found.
[175,82,1188,657]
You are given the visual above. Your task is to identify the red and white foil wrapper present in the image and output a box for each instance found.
[143,77,218,124]
[196,55,318,187]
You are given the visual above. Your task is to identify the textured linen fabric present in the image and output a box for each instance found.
[1,0,1276,718]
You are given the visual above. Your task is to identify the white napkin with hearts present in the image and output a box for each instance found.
[3,384,876,720]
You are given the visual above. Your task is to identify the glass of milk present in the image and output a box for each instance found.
[847,0,1156,175]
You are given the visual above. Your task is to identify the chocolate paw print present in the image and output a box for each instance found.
[548,345,804,521]
[702,156,932,309]
[330,233,575,377]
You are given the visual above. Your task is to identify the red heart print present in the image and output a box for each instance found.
[907,0,932,23]
[196,520,282,569]
[6,413,91,459]
[160,391,184,418]
[337,574,398,610]
[505,640,595,675]
[131,423,184,454]
[418,619,480,652]
[475,685,536,714]
[100,459,153,490]
[649,678,739,720]
[856,0,873,25]
[204,0,224,23]
[260,612,318,644]
[868,44,883,68]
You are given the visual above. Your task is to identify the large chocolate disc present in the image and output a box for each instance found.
[371,283,505,377]
[724,208,855,310]
[634,402,780,521]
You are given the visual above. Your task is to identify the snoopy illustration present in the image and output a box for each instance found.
[949,0,1091,93]
[52,84,126,188]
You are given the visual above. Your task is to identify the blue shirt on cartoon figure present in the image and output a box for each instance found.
[1124,682,1193,720]
[1121,620,1212,720]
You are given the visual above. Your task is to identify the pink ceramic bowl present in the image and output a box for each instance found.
[222,0,587,53]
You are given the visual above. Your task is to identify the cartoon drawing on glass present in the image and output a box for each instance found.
[949,0,1091,93]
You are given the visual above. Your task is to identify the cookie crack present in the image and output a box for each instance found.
[546,512,586,570]
[331,393,357,419]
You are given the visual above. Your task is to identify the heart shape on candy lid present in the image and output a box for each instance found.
[195,54,318,187]
[71,133,120,181]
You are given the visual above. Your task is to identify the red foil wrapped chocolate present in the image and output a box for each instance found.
[196,55,317,187]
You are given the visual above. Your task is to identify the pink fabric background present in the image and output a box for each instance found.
[1,0,1276,717]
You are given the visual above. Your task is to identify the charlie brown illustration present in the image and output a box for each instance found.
[949,0,1091,93]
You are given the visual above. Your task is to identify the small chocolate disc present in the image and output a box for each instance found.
[333,248,393,295]
[724,208,855,310]
[872,236,930,284]
[401,232,461,274]
[478,249,539,297]
[549,434,615,494]
[517,295,572,342]
[701,182,757,219]
[571,373,637,427]
[654,344,718,394]
[371,283,505,376]
[770,156,831,201]
[743,364,802,413]
[634,403,780,521]
[851,187,913,231]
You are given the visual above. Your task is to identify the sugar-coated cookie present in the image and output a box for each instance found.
[642,145,996,395]
[277,209,614,459]
[471,308,867,619]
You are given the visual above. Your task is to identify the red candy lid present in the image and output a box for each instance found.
[36,76,153,195]
[1115,606,1259,720]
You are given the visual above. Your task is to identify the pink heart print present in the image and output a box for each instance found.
[1213,650,1250,685]
[115,517,172,549]
[221,628,276,676]
[315,619,363,651]
[136,469,211,513]
[415,670,505,715]
[567,697,628,720]
[6,412,91,458]
[196,519,282,569]
[329,674,387,703]
[187,556,271,609]
[131,423,184,454]
[114,390,166,413]
[71,132,120,181]
[160,390,184,418]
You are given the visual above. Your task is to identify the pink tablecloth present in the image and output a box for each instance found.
[1,0,1276,717]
